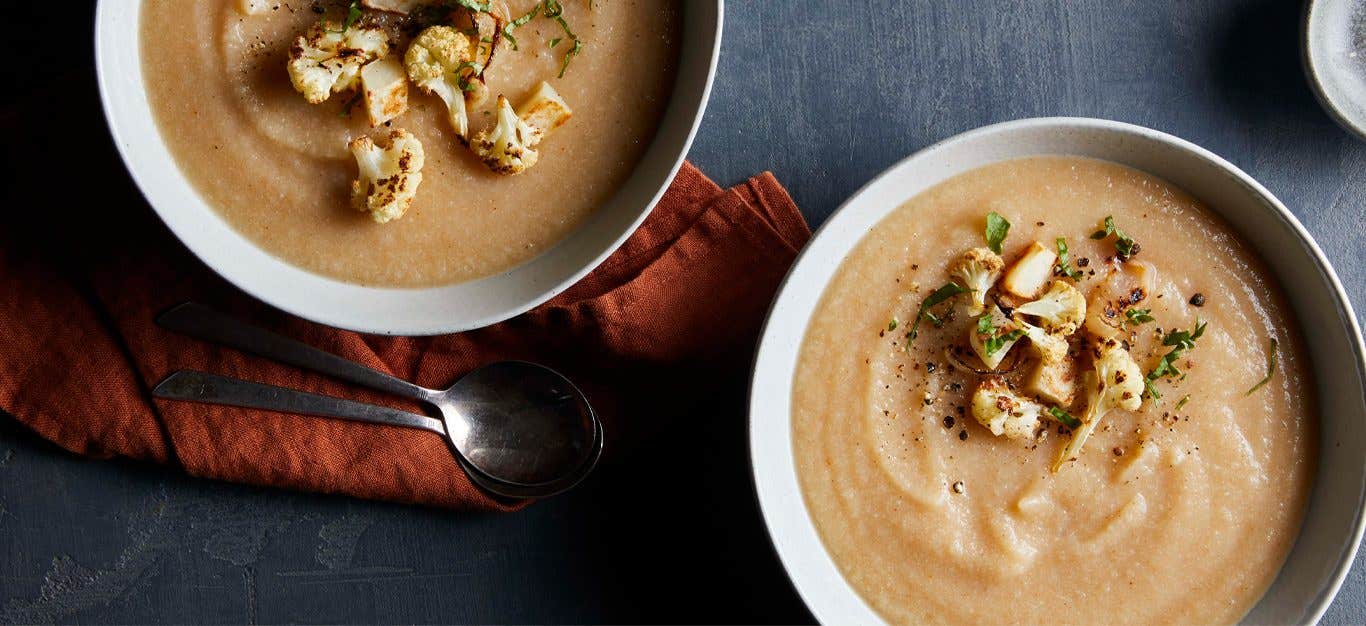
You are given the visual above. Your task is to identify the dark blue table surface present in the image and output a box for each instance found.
[3,1,1364,623]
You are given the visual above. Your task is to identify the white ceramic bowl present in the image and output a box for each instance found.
[1303,0,1366,141]
[749,118,1366,625]
[94,1,722,335]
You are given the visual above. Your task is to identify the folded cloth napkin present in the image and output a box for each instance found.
[0,157,810,510]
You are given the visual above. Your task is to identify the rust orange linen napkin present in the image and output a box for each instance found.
[0,160,810,511]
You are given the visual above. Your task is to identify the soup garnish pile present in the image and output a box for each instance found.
[904,211,1278,471]
[269,0,585,223]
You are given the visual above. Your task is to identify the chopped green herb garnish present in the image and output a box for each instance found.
[1165,318,1207,349]
[1116,237,1138,258]
[887,318,899,332]
[1143,379,1160,400]
[1174,394,1191,411]
[549,37,563,47]
[985,329,1024,356]
[558,37,584,77]
[1144,318,1208,399]
[1048,406,1082,429]
[453,61,485,91]
[1090,215,1139,259]
[1089,216,1115,239]
[1246,337,1279,395]
[975,313,1023,356]
[1125,308,1155,325]
[323,0,363,33]
[907,282,971,344]
[1054,237,1083,280]
[985,212,1010,255]
[502,4,540,50]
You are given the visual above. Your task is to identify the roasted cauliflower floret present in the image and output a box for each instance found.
[287,23,390,104]
[1027,359,1076,406]
[1053,339,1144,472]
[1015,316,1075,405]
[472,95,539,175]
[950,247,1005,316]
[968,305,1022,370]
[1002,241,1058,299]
[360,56,408,127]
[1017,317,1068,363]
[349,128,425,224]
[971,377,1043,440]
[517,81,574,144]
[404,26,483,140]
[1015,280,1087,336]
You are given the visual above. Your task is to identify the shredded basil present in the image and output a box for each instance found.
[482,0,583,76]
[1245,338,1279,395]
[975,314,1022,356]
[323,0,363,34]
[1090,215,1139,259]
[1048,406,1082,429]
[887,319,899,332]
[558,36,584,77]
[453,61,485,91]
[548,7,582,78]
[1054,237,1084,280]
[502,4,541,50]
[1144,318,1207,399]
[985,212,1010,255]
[1125,308,1155,325]
[985,329,1024,356]
[1175,394,1191,411]
[906,282,970,345]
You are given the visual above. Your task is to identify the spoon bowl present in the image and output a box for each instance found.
[455,414,603,498]
[439,361,598,486]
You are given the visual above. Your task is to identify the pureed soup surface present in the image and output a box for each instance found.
[792,157,1316,625]
[140,0,680,287]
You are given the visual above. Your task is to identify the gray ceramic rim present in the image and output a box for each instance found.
[94,1,722,335]
[1302,0,1366,141]
[748,117,1366,625]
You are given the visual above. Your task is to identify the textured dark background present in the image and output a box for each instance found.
[3,0,1365,623]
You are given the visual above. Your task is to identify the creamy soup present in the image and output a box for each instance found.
[792,157,1315,625]
[141,0,679,287]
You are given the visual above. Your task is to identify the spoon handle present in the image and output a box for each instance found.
[153,370,446,435]
[158,302,435,403]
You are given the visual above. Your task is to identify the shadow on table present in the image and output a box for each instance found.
[568,382,816,624]
[0,394,812,625]
[1210,0,1338,133]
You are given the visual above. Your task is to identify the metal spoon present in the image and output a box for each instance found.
[153,369,601,498]
[153,303,603,495]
